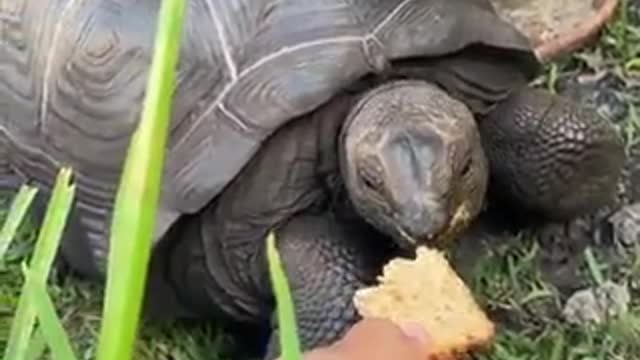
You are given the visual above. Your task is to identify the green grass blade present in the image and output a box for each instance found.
[95,0,187,359]
[0,185,38,261]
[3,168,75,360]
[25,328,47,360]
[584,247,605,286]
[22,266,77,360]
[266,231,302,360]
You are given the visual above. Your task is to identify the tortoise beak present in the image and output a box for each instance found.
[394,195,449,243]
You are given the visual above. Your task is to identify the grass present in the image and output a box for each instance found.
[95,0,187,357]
[3,169,76,360]
[467,237,640,359]
[266,232,302,360]
[1,1,640,359]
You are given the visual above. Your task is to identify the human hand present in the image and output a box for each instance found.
[303,318,434,360]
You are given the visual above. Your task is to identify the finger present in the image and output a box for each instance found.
[331,318,431,359]
[344,318,431,348]
[303,347,343,360]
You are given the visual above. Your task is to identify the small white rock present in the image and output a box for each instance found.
[562,281,631,326]
[609,203,640,247]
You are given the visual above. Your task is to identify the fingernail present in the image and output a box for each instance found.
[399,322,430,345]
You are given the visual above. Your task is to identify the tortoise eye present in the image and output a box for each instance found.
[359,165,384,195]
[460,156,472,176]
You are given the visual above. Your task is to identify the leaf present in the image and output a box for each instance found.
[22,266,77,360]
[266,231,302,360]
[0,186,38,261]
[95,0,187,359]
[3,168,75,360]
[25,327,47,360]
[584,247,605,286]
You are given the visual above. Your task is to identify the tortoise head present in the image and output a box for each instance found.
[340,80,489,249]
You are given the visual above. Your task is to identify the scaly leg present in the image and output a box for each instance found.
[262,212,397,360]
[480,86,625,222]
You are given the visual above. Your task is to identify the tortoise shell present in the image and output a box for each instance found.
[0,0,534,268]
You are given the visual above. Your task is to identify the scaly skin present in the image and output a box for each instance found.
[480,87,625,221]
[261,213,396,358]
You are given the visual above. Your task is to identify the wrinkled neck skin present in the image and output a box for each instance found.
[313,91,370,223]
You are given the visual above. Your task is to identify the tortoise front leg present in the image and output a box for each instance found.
[261,212,395,360]
[479,87,625,222]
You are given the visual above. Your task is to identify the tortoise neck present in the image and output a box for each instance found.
[313,91,356,185]
[307,91,361,217]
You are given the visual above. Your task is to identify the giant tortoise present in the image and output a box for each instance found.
[0,0,625,359]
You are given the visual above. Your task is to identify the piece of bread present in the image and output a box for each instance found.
[353,246,496,359]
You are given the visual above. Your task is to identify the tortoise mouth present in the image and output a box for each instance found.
[395,228,418,248]
[393,201,475,250]
[428,201,476,247]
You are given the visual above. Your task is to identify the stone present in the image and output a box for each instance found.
[562,281,631,326]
